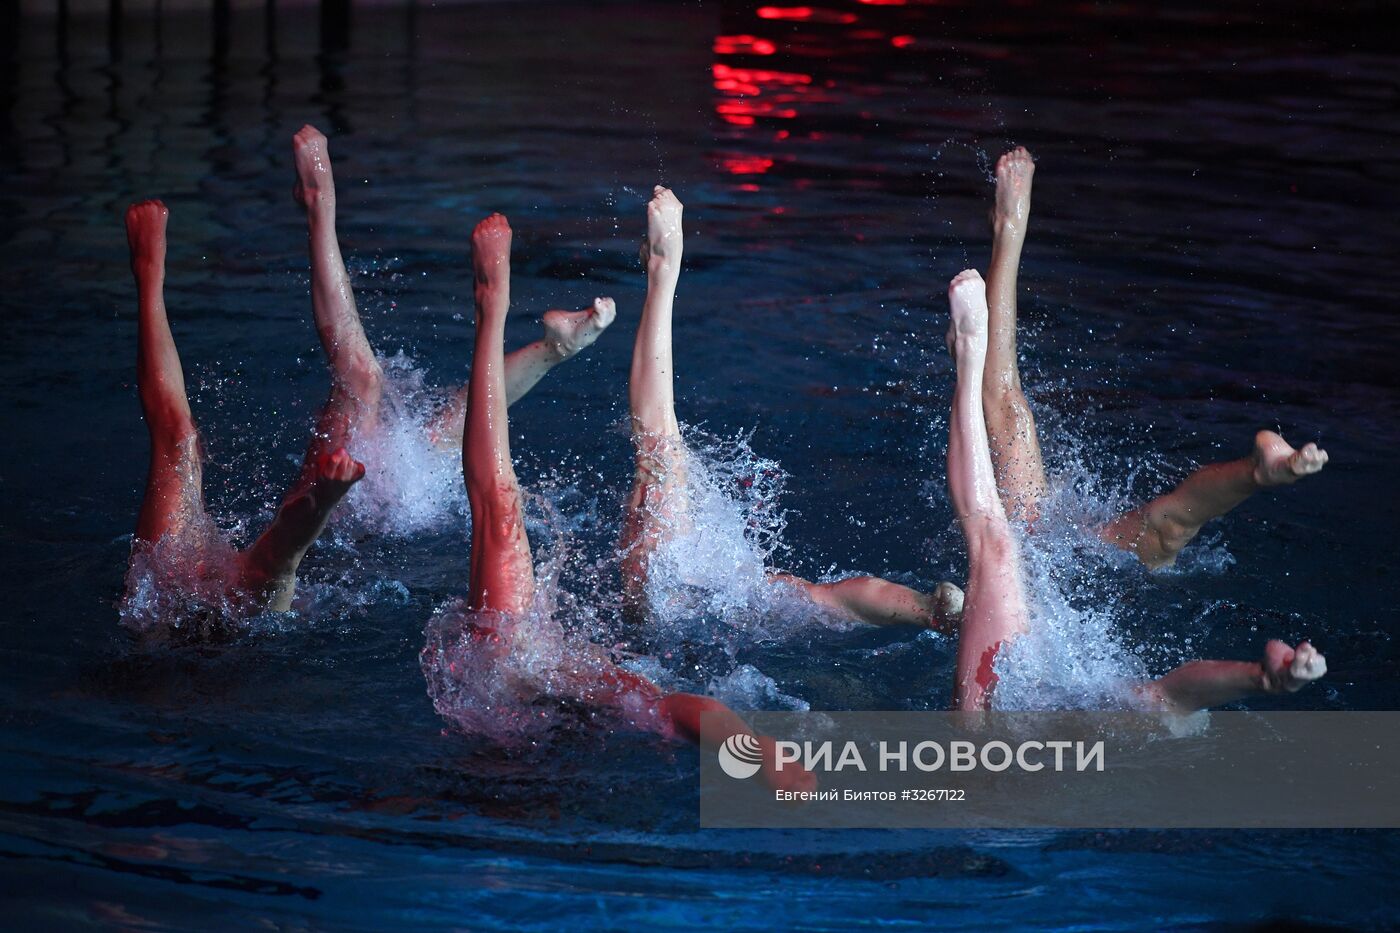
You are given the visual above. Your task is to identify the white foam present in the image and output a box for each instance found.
[339,352,468,537]
[633,425,792,641]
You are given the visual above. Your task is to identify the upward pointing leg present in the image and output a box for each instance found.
[239,126,372,607]
[464,213,536,616]
[946,270,1031,711]
[983,147,1049,522]
[127,200,208,546]
[293,123,383,432]
[620,186,691,616]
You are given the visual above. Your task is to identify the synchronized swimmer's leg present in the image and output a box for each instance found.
[127,200,208,547]
[288,124,382,475]
[770,573,964,633]
[945,270,1031,711]
[447,211,811,790]
[1101,431,1328,569]
[620,186,691,618]
[430,299,617,448]
[981,147,1329,569]
[983,147,1050,522]
[619,186,963,631]
[463,213,537,616]
[239,126,369,608]
[1142,639,1326,712]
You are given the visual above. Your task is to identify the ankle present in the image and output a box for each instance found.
[539,338,569,365]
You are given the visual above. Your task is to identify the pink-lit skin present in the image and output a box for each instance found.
[125,126,378,618]
[947,149,1328,710]
[428,297,616,449]
[457,207,811,792]
[943,269,1030,711]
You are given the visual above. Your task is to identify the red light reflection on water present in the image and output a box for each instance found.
[713,34,777,55]
[720,156,776,175]
[756,6,859,24]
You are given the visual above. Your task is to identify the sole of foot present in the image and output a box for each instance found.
[992,146,1035,233]
[947,269,989,353]
[472,212,512,294]
[126,199,169,270]
[292,124,335,212]
[641,185,683,267]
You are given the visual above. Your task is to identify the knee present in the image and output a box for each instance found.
[147,412,200,457]
[967,521,1018,565]
[335,352,383,403]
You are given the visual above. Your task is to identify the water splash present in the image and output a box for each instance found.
[631,425,792,643]
[339,352,468,537]
[420,495,662,745]
[118,520,247,639]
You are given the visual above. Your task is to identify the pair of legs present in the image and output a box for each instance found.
[128,124,615,619]
[945,270,1326,712]
[619,186,964,632]
[127,160,367,614]
[458,212,813,792]
[981,147,1328,567]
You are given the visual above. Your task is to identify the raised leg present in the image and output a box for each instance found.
[1141,640,1326,712]
[235,126,373,607]
[1101,431,1329,569]
[620,186,692,616]
[770,573,964,632]
[288,124,383,490]
[983,147,1049,522]
[946,270,1032,711]
[430,299,617,448]
[463,213,536,615]
[127,200,207,546]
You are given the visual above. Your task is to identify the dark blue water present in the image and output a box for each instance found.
[3,0,1399,928]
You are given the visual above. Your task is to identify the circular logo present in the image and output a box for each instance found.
[718,733,764,780]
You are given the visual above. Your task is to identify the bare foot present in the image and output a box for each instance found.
[1252,430,1328,487]
[932,581,965,627]
[472,212,512,298]
[125,199,169,274]
[317,446,367,492]
[1262,640,1327,693]
[280,448,366,520]
[946,269,989,354]
[640,185,684,270]
[542,297,617,361]
[991,146,1034,235]
[292,124,335,212]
